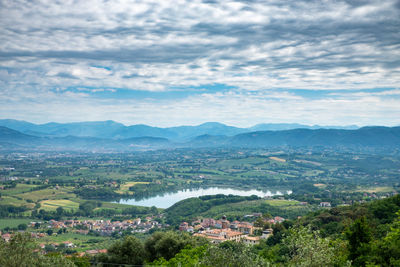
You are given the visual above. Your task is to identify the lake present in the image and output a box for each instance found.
[115,187,292,208]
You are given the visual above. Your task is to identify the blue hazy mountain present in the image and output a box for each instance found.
[229,127,400,148]
[0,120,126,138]
[0,119,359,141]
[249,123,359,131]
[0,126,170,151]
[1,124,400,151]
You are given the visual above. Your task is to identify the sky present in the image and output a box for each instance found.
[0,0,399,127]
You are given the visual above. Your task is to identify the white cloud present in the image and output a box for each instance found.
[0,0,399,125]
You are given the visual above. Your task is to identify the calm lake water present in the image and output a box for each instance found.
[116,187,292,208]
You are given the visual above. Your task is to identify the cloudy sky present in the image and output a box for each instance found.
[0,0,399,127]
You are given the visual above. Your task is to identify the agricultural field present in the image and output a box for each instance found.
[0,183,38,196]
[115,181,150,195]
[39,232,114,252]
[0,218,38,229]
[265,199,300,207]
[40,199,80,211]
[18,187,76,202]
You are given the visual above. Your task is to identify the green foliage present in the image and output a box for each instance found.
[145,231,206,262]
[346,216,372,266]
[78,200,101,216]
[199,241,267,267]
[282,226,350,267]
[17,223,27,230]
[74,187,119,200]
[368,211,400,266]
[0,232,74,267]
[97,235,145,266]
[151,245,208,266]
[368,195,400,224]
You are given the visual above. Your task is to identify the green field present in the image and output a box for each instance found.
[116,181,150,194]
[265,199,300,206]
[18,187,76,202]
[39,232,114,252]
[40,199,80,211]
[0,218,38,229]
[1,184,38,196]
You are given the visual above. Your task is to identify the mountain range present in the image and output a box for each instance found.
[0,119,399,152]
[0,119,358,141]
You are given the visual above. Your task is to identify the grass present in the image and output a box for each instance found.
[0,218,38,229]
[40,199,80,211]
[0,184,38,196]
[265,199,300,206]
[355,186,394,193]
[0,196,30,206]
[269,156,286,163]
[116,181,150,195]
[18,187,76,202]
[39,232,114,252]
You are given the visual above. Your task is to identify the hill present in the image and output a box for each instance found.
[0,119,359,141]
[1,125,400,151]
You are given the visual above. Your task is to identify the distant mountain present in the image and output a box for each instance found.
[188,134,229,147]
[0,119,126,138]
[0,119,360,141]
[228,126,400,148]
[113,125,178,140]
[249,123,359,131]
[0,126,171,151]
[0,126,38,141]
[1,124,399,152]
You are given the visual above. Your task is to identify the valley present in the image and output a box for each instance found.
[1,147,399,258]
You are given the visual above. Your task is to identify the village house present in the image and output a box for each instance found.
[242,235,260,245]
[261,229,273,239]
[320,202,332,207]
[1,233,11,242]
[179,222,189,231]
[194,228,243,244]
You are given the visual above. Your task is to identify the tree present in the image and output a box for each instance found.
[0,232,74,267]
[345,216,372,266]
[97,235,145,266]
[152,245,208,266]
[56,206,64,216]
[17,223,27,231]
[200,242,266,267]
[369,211,400,266]
[144,231,205,262]
[282,226,350,267]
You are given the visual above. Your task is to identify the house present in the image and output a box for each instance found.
[236,222,253,235]
[179,222,189,231]
[243,236,260,245]
[261,229,273,239]
[320,202,331,207]
[201,218,215,228]
[63,241,75,248]
[274,216,285,223]
[1,233,11,242]
[194,229,243,244]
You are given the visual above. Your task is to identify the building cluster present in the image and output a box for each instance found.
[180,215,279,245]
[43,217,164,235]
[1,231,46,242]
[39,241,76,250]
